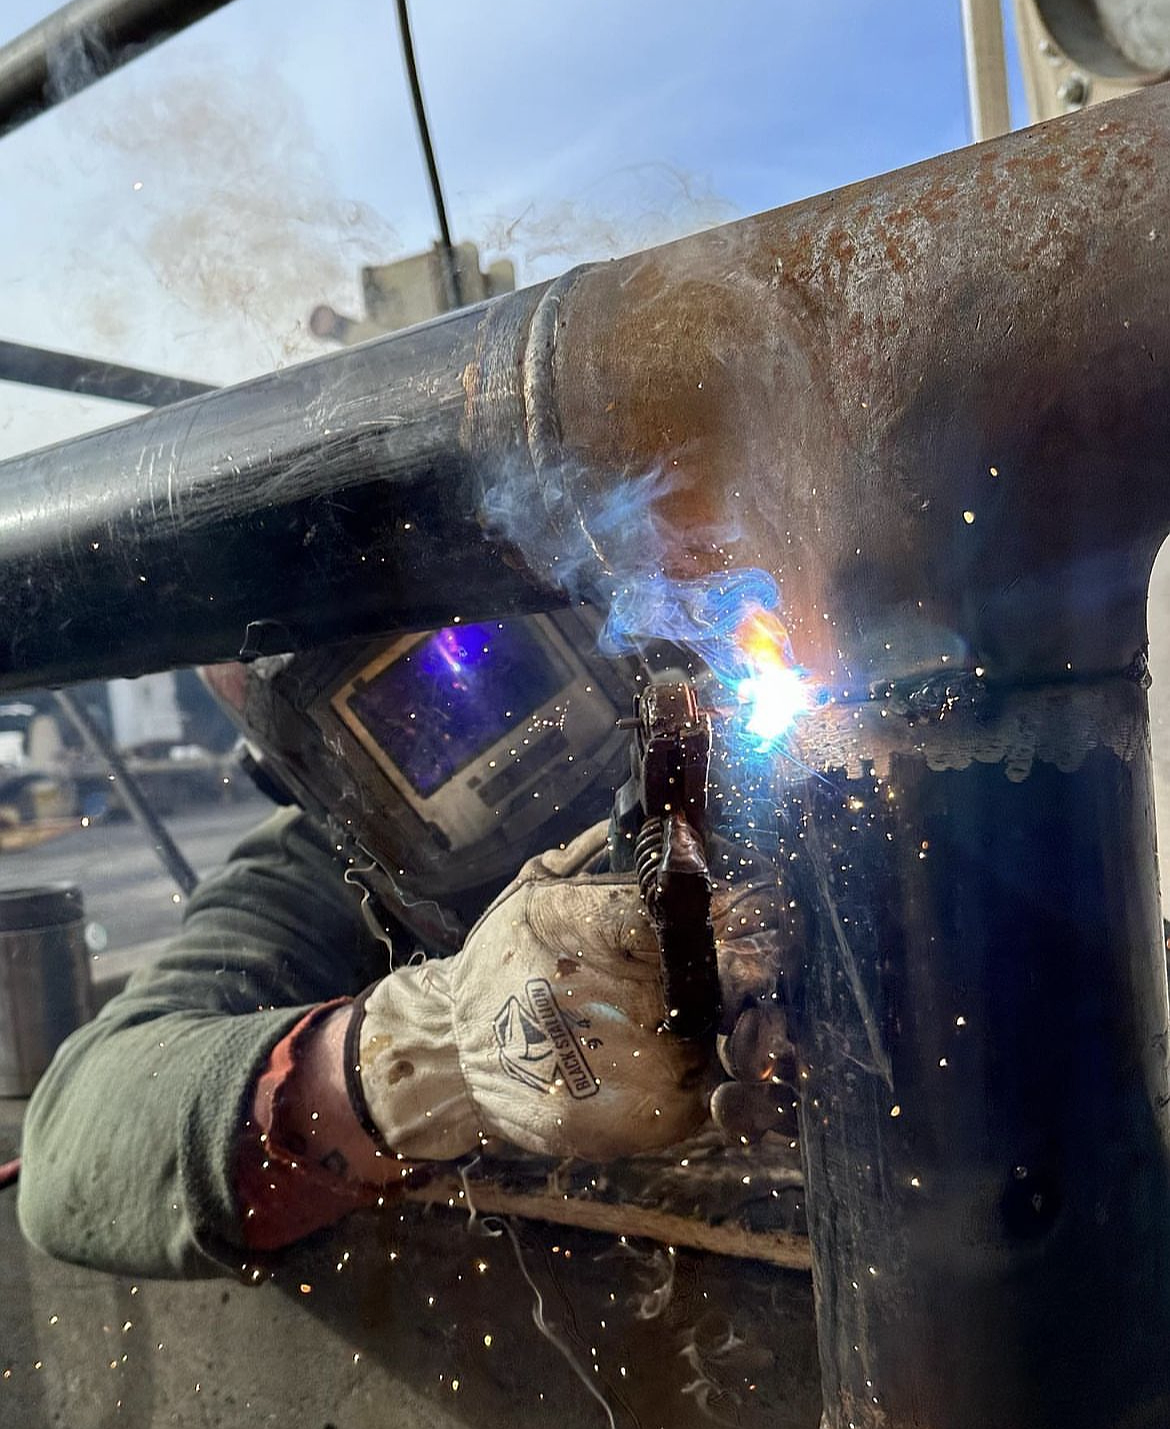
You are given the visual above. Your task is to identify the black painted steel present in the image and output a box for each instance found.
[0,289,555,692]
[0,0,234,140]
[788,680,1170,1428]
[0,339,213,407]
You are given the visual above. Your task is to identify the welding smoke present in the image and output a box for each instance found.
[480,458,775,675]
[480,461,674,610]
[473,162,736,283]
[678,1321,746,1427]
[481,454,814,857]
[98,58,398,368]
[43,22,117,106]
[601,569,784,687]
[34,45,398,380]
[480,459,811,746]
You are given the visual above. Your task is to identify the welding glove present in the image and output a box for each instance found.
[709,875,801,1145]
[352,821,714,1162]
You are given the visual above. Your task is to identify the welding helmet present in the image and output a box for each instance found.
[204,607,638,953]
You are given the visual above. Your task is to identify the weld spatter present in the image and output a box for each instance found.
[792,678,1146,783]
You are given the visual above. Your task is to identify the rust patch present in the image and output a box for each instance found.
[461,359,482,419]
[881,235,910,275]
[827,229,856,268]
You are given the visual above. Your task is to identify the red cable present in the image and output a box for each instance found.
[0,1157,20,1190]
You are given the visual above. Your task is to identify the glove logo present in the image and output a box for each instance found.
[494,977,599,1099]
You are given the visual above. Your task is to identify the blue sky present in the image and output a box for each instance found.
[0,1,1027,458]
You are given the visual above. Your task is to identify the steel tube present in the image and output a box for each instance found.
[528,89,1170,1425]
[962,0,1013,139]
[0,0,234,141]
[785,681,1170,1427]
[0,339,213,407]
[0,289,557,689]
[53,689,198,897]
[0,89,1165,695]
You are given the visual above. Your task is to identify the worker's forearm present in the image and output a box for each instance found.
[19,810,392,1277]
[19,1001,309,1278]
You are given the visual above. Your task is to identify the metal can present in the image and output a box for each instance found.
[0,884,93,1097]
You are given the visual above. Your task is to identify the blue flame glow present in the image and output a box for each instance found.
[479,464,821,853]
[601,568,777,677]
[601,566,817,753]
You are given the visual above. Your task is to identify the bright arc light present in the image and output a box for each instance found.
[736,666,810,748]
[732,605,811,749]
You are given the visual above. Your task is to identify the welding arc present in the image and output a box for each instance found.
[0,339,214,408]
[394,0,464,309]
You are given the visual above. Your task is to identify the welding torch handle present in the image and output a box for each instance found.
[647,812,721,1040]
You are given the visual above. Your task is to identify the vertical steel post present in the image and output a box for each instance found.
[787,681,1170,1426]
[961,0,1014,140]
[531,88,1170,1425]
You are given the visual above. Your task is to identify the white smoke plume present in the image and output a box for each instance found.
[474,162,736,278]
[59,48,399,373]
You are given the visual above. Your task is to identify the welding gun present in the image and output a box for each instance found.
[611,681,721,1040]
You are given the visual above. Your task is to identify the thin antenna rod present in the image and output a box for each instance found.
[394,0,464,308]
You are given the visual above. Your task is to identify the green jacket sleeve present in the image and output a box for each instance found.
[17,806,389,1280]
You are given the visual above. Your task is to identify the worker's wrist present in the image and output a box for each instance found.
[236,999,442,1253]
[266,1002,405,1185]
[356,961,483,1161]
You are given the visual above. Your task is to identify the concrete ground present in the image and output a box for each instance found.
[0,788,273,962]
[0,1095,821,1429]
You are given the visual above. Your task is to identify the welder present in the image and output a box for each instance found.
[15,613,792,1278]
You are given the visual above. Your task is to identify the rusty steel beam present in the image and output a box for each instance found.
[1,87,1170,1426]
[529,90,1170,1429]
[1,91,1165,695]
